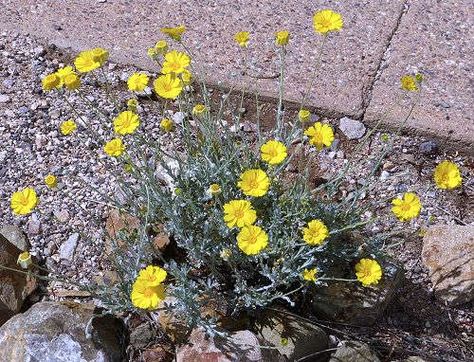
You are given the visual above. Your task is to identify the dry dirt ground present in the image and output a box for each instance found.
[0,31,473,361]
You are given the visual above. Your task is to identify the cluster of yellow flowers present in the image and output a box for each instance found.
[130,265,167,310]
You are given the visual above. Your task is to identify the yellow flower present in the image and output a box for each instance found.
[181,69,193,85]
[260,140,287,165]
[223,199,257,228]
[400,75,419,92]
[131,279,166,310]
[127,73,149,92]
[42,73,60,91]
[90,48,109,65]
[192,103,207,115]
[11,187,38,215]
[302,219,329,246]
[313,9,343,35]
[155,40,168,54]
[237,225,268,255]
[136,265,167,286]
[64,73,81,90]
[304,122,334,150]
[44,174,57,188]
[234,31,250,47]
[127,98,138,111]
[275,30,290,46]
[391,192,422,221]
[302,268,318,282]
[153,74,183,99]
[208,183,222,196]
[60,119,77,136]
[355,259,382,286]
[237,169,270,197]
[160,118,175,132]
[113,111,140,135]
[17,251,32,269]
[74,50,101,73]
[434,160,462,189]
[55,66,75,86]
[160,24,186,41]
[104,138,125,157]
[298,109,311,123]
[147,47,157,59]
[161,50,191,75]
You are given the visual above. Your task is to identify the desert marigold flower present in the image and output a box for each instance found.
[42,73,60,91]
[131,279,166,310]
[64,73,81,90]
[10,187,38,215]
[304,122,334,150]
[127,98,138,111]
[90,47,109,65]
[137,265,167,286]
[302,268,318,282]
[192,103,207,115]
[400,75,419,92]
[298,109,311,123]
[275,30,290,46]
[44,174,57,188]
[74,50,101,73]
[181,69,193,85]
[161,50,191,75]
[113,110,140,135]
[234,31,250,47]
[237,225,269,255]
[208,183,222,196]
[160,118,175,132]
[313,9,343,35]
[17,251,32,269]
[153,73,183,99]
[391,192,422,221]
[223,199,257,228]
[237,169,270,197]
[55,66,75,86]
[60,119,77,136]
[355,258,382,286]
[104,138,125,157]
[155,40,168,54]
[127,72,149,92]
[433,160,462,189]
[260,140,287,165]
[302,219,329,246]
[160,24,186,41]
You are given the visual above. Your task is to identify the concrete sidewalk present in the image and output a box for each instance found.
[1,0,472,151]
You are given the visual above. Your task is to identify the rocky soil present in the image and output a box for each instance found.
[0,30,473,361]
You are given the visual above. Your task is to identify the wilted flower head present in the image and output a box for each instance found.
[44,174,58,189]
[17,251,32,269]
[298,109,311,123]
[192,103,207,115]
[313,9,343,35]
[160,118,175,132]
[155,40,168,54]
[64,73,81,90]
[160,25,186,41]
[234,31,250,47]
[207,183,222,196]
[127,98,138,111]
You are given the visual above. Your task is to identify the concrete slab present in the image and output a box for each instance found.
[0,0,404,119]
[364,0,474,151]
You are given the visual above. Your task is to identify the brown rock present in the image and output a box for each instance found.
[152,224,170,251]
[104,209,140,253]
[0,232,36,326]
[422,224,474,305]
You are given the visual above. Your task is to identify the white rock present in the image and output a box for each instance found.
[59,233,79,260]
[338,117,366,140]
[0,94,11,103]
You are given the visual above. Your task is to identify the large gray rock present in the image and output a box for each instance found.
[338,117,366,140]
[311,260,404,326]
[0,301,128,361]
[255,308,328,361]
[0,231,36,326]
[422,224,474,305]
[329,341,380,362]
[0,224,29,251]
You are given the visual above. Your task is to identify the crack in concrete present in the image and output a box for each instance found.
[359,0,410,121]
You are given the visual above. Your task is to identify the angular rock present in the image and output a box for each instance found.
[422,224,474,305]
[59,233,79,260]
[0,224,29,251]
[311,259,404,326]
[418,140,438,155]
[0,301,128,361]
[105,209,140,254]
[329,341,380,362]
[176,328,281,362]
[255,308,328,361]
[338,117,366,140]
[0,232,36,326]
